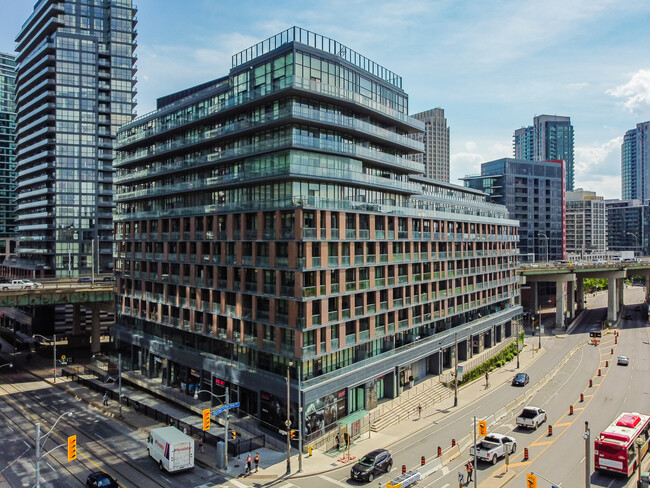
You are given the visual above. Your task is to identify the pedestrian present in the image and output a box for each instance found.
[183,426,188,435]
[254,452,260,472]
[134,402,140,414]
[417,403,422,419]
[466,459,474,482]
[335,433,341,451]
[246,453,252,474]
[485,371,489,388]
[102,392,108,406]
[198,436,204,453]
[343,431,350,448]
[458,471,464,485]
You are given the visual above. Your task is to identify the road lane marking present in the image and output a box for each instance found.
[319,474,350,487]
[161,475,172,484]
[530,441,553,446]
[554,422,571,427]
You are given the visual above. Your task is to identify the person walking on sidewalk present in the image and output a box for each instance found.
[335,433,341,451]
[254,452,260,472]
[245,453,252,474]
[198,436,204,454]
[102,392,108,406]
[466,459,474,482]
[417,403,422,419]
[485,371,489,389]
[458,471,464,486]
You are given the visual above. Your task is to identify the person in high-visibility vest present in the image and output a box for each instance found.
[466,459,474,482]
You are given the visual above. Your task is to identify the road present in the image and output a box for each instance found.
[215,286,648,488]
[0,369,227,488]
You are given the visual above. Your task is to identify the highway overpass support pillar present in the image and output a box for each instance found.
[567,279,575,320]
[531,281,539,314]
[607,278,618,323]
[91,304,101,354]
[555,281,566,329]
[576,277,585,313]
[72,303,82,336]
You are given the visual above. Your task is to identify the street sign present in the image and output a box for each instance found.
[213,402,239,416]
[226,402,240,408]
[457,365,463,382]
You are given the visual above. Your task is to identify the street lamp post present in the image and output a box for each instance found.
[286,361,293,474]
[583,421,590,488]
[35,410,73,488]
[194,387,229,470]
[627,232,639,255]
[538,232,549,263]
[516,320,520,369]
[453,332,458,407]
[635,437,644,487]
[297,362,303,473]
[0,362,13,370]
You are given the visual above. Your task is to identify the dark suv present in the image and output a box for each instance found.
[350,449,392,482]
[86,472,118,488]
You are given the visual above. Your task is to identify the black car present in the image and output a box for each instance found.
[77,277,93,283]
[512,373,529,387]
[350,449,392,482]
[86,472,118,488]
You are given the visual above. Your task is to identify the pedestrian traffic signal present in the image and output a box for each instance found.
[231,431,236,440]
[290,429,296,439]
[527,473,537,488]
[202,408,210,431]
[67,435,77,461]
[478,420,487,436]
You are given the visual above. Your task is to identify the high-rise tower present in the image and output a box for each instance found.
[0,53,17,260]
[621,121,650,202]
[514,115,574,191]
[409,108,450,182]
[10,0,137,277]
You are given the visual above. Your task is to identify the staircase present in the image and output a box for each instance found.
[370,380,453,432]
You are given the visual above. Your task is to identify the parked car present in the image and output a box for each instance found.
[77,277,93,283]
[469,433,516,465]
[516,406,547,429]
[86,472,118,488]
[512,373,530,387]
[350,449,393,483]
[0,279,41,290]
[617,355,629,366]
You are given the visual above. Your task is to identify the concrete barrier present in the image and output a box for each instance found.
[494,407,507,421]
[441,444,460,465]
[419,458,442,477]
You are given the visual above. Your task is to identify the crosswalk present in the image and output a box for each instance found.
[201,474,349,488]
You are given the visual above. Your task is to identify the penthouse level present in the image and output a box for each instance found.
[113,27,521,443]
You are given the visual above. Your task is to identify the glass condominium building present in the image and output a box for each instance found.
[9,0,137,277]
[514,115,574,192]
[113,27,521,441]
[621,121,649,202]
[0,53,17,256]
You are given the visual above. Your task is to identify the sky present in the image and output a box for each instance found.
[1,0,649,199]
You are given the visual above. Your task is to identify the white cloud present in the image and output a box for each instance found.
[574,136,623,176]
[607,69,650,111]
[450,141,511,183]
[574,175,621,200]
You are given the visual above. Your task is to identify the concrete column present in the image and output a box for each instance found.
[618,278,625,313]
[576,277,585,312]
[531,281,539,314]
[91,304,101,354]
[567,279,575,320]
[555,281,565,329]
[646,273,650,302]
[607,278,617,323]
[72,303,82,335]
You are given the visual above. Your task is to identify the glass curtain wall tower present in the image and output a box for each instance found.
[621,121,650,202]
[0,53,17,258]
[10,0,137,277]
[514,115,574,192]
[114,27,520,441]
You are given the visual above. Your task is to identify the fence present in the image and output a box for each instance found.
[60,369,265,456]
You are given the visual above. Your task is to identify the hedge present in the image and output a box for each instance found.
[458,341,519,385]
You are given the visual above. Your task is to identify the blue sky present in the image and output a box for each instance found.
[2,0,649,198]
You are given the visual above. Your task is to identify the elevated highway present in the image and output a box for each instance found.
[519,260,650,328]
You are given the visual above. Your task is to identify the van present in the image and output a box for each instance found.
[147,426,194,473]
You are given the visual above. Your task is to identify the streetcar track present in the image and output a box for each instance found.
[0,371,168,488]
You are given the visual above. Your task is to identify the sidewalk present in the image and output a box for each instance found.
[245,336,547,484]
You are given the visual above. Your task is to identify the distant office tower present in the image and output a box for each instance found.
[409,108,450,182]
[513,115,574,191]
[566,189,607,257]
[605,199,649,256]
[8,0,137,278]
[463,158,566,262]
[0,53,17,260]
[621,121,650,202]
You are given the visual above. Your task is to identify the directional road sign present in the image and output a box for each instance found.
[213,402,240,416]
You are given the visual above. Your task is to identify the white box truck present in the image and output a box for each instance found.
[147,426,194,472]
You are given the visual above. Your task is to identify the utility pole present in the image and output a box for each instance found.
[584,421,590,488]
[286,361,293,474]
[473,416,477,488]
[35,422,41,488]
[118,353,122,418]
[298,363,303,473]
[453,332,458,407]
[516,320,520,369]
[224,386,229,471]
[53,334,57,384]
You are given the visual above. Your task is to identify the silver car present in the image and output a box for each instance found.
[617,355,629,366]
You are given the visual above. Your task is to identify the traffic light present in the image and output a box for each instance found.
[478,420,487,436]
[67,435,77,461]
[202,409,210,431]
[526,473,537,488]
[231,431,236,440]
[290,429,296,439]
